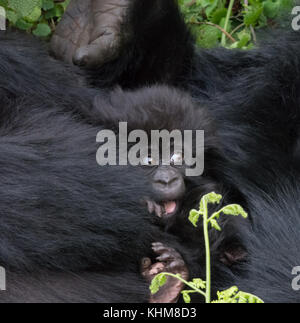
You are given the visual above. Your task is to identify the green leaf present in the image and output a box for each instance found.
[230,29,252,49]
[221,204,248,218]
[44,4,63,19]
[195,24,220,48]
[263,0,279,19]
[213,286,264,303]
[258,12,268,28]
[60,0,70,10]
[150,273,167,295]
[211,8,227,24]
[192,278,206,289]
[279,0,293,11]
[24,6,41,22]
[237,292,264,304]
[244,3,263,27]
[15,18,33,30]
[204,192,223,205]
[189,209,200,227]
[6,9,18,24]
[42,0,54,11]
[32,22,51,37]
[220,16,232,33]
[8,0,42,17]
[203,0,219,17]
[214,286,239,302]
[199,192,222,216]
[182,292,191,303]
[210,218,221,231]
[0,0,8,7]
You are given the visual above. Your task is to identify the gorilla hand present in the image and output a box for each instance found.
[51,0,129,67]
[142,243,189,303]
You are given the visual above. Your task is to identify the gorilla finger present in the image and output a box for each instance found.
[166,260,185,271]
[152,242,165,248]
[141,257,152,271]
[156,253,174,262]
[152,243,169,255]
[149,263,165,276]
[50,0,91,63]
[73,34,120,68]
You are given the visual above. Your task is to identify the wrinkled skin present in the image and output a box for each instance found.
[141,243,189,303]
[51,0,129,67]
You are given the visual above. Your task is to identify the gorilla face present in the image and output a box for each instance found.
[94,85,219,223]
[145,157,186,221]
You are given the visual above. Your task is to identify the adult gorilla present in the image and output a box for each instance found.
[0,0,300,303]
[51,0,300,303]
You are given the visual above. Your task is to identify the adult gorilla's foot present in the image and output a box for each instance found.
[142,243,189,303]
[51,0,129,67]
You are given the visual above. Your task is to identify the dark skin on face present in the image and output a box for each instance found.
[146,166,186,221]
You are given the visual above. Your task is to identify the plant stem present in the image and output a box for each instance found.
[160,273,207,298]
[221,0,235,47]
[203,199,211,303]
[191,21,236,43]
[230,23,245,36]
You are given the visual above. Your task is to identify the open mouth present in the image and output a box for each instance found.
[146,200,179,219]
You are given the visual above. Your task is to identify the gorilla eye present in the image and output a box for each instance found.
[170,152,183,165]
[142,156,157,166]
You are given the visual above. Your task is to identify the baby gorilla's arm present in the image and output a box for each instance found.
[51,0,129,67]
[141,243,189,303]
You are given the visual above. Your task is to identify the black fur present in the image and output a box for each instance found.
[1,0,300,303]
[91,0,300,303]
[0,33,225,302]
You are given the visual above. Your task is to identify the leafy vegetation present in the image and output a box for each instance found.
[0,0,69,37]
[0,0,293,46]
[178,0,294,48]
[150,192,264,303]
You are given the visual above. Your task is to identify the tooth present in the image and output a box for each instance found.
[147,201,154,214]
[154,203,163,218]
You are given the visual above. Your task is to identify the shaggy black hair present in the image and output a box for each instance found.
[87,0,300,303]
[0,32,226,302]
[1,0,300,303]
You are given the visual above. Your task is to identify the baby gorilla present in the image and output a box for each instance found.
[93,86,229,302]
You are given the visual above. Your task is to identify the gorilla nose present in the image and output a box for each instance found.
[152,168,185,200]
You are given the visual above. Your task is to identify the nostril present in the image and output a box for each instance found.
[154,176,180,187]
[154,179,168,187]
[168,177,180,185]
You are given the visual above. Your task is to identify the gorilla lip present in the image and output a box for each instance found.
[147,200,178,218]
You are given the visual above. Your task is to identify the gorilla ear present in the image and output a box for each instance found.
[219,245,248,267]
